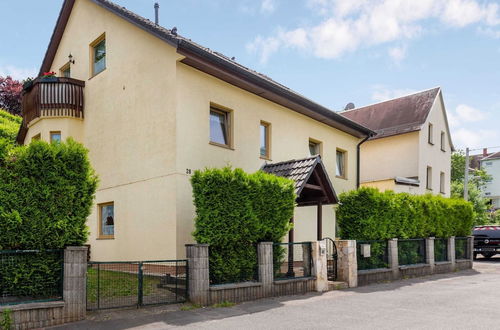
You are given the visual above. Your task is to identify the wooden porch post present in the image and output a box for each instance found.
[287,216,295,277]
[317,202,323,240]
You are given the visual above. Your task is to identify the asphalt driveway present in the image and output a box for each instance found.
[54,257,500,330]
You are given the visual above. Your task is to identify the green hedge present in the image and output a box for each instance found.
[191,167,295,284]
[0,139,98,250]
[337,187,474,240]
[0,139,97,301]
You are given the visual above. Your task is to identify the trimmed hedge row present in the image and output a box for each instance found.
[337,187,474,240]
[191,167,295,284]
[0,139,98,250]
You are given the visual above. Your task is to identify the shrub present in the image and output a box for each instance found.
[0,139,98,250]
[337,187,474,241]
[191,167,295,284]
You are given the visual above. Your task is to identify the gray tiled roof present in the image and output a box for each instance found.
[261,156,319,196]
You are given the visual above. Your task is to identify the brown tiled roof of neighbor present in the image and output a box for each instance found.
[340,88,440,140]
[483,152,500,161]
[261,155,338,205]
[36,0,373,139]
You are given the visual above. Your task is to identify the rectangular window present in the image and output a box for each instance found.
[99,202,114,239]
[60,63,71,78]
[260,121,270,159]
[32,133,41,141]
[91,34,106,76]
[336,149,346,178]
[427,166,432,190]
[440,172,445,194]
[309,139,321,156]
[428,123,434,145]
[210,107,231,148]
[440,131,445,151]
[50,131,61,143]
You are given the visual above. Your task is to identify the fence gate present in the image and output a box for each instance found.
[323,238,338,281]
[86,260,188,310]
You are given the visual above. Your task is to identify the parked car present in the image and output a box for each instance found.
[473,225,500,259]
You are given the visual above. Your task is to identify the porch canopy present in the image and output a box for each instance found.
[261,155,338,241]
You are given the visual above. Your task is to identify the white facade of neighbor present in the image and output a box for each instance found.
[481,157,500,209]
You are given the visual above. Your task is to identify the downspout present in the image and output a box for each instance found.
[356,135,371,188]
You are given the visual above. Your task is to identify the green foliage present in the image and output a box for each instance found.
[191,167,295,284]
[0,139,98,250]
[451,150,492,225]
[434,239,448,262]
[0,308,12,330]
[0,109,21,158]
[337,187,474,240]
[398,240,426,265]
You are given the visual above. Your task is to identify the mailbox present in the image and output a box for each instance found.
[360,244,371,258]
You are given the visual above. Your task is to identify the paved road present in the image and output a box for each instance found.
[57,257,500,330]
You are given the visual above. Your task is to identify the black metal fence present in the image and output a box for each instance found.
[455,237,469,260]
[323,238,338,280]
[356,240,389,270]
[398,239,426,265]
[273,242,313,280]
[434,238,449,262]
[86,260,187,310]
[0,249,64,306]
[209,245,259,285]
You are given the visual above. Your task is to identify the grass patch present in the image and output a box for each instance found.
[180,303,202,311]
[212,301,235,308]
[86,268,160,303]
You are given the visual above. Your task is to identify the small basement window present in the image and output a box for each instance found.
[440,172,445,194]
[428,123,434,145]
[309,139,321,156]
[427,166,432,190]
[440,131,445,151]
[99,202,114,239]
[50,131,61,143]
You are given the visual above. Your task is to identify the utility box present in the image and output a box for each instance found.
[360,244,371,258]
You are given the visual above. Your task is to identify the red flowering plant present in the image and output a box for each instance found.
[42,72,57,78]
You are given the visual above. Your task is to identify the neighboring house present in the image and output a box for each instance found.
[471,149,500,210]
[341,88,454,196]
[17,0,372,261]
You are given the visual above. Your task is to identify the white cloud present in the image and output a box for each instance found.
[249,0,500,62]
[452,128,498,149]
[260,0,276,14]
[478,26,500,38]
[371,86,418,102]
[455,104,487,122]
[0,65,37,81]
[388,45,407,63]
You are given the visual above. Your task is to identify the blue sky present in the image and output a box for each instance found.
[1,0,499,151]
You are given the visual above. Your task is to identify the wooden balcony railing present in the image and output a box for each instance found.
[22,77,85,125]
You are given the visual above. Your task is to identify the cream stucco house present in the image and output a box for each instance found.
[341,88,454,196]
[17,0,372,261]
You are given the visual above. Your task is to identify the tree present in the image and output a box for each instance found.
[0,76,23,116]
[450,151,492,225]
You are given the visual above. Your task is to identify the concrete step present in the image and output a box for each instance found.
[328,281,348,290]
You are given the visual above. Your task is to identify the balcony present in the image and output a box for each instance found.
[21,77,85,125]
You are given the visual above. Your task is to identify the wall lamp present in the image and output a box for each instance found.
[68,53,75,64]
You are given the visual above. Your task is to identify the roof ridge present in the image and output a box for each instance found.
[341,86,441,114]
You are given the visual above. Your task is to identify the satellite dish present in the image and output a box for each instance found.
[344,102,355,110]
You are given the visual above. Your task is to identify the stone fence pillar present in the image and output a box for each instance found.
[448,237,456,269]
[425,237,435,272]
[388,238,399,280]
[311,241,328,292]
[336,240,357,288]
[258,242,273,295]
[186,244,210,305]
[63,246,88,323]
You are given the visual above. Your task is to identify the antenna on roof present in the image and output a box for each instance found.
[154,2,159,25]
[344,102,355,110]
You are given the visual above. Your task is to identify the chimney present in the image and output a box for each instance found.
[154,2,159,25]
[483,148,488,157]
